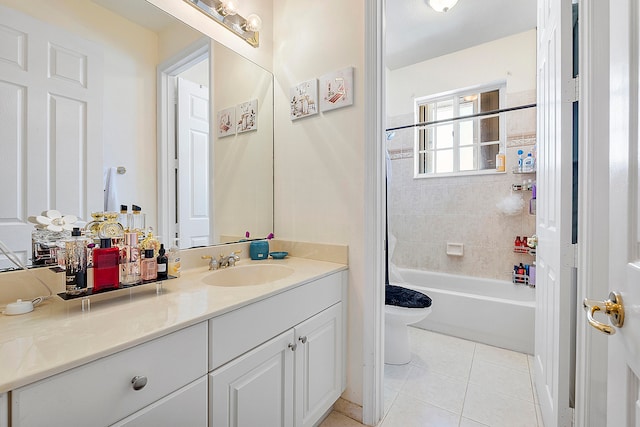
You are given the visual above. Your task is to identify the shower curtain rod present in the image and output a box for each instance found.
[385,103,537,132]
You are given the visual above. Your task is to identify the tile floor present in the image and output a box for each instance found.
[320,327,544,427]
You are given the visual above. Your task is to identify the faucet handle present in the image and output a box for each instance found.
[201,255,220,270]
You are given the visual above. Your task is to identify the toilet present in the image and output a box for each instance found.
[385,291,432,365]
[384,234,432,364]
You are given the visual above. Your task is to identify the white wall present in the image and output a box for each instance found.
[212,44,274,241]
[272,0,366,406]
[386,30,537,117]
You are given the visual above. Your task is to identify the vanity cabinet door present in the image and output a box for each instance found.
[0,393,7,427]
[294,303,343,427]
[111,377,207,427]
[209,329,295,427]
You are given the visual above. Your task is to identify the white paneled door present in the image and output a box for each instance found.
[534,0,574,426]
[176,77,210,248]
[602,0,640,425]
[0,5,102,267]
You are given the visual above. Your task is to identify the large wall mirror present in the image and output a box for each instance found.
[0,0,274,270]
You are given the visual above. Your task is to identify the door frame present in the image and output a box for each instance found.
[574,1,610,426]
[157,38,211,246]
[362,0,385,425]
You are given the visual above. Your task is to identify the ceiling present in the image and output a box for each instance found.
[385,0,537,70]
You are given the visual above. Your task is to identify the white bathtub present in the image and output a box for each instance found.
[395,268,535,354]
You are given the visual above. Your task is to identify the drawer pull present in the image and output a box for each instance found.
[298,336,307,344]
[288,343,297,351]
[131,375,148,391]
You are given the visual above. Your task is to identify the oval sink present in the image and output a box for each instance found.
[201,264,295,287]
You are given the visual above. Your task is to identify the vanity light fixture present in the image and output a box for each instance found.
[183,0,261,47]
[427,0,459,13]
[217,0,238,16]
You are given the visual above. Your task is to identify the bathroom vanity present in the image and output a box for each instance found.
[0,256,347,427]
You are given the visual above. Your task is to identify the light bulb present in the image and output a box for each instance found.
[427,0,459,13]
[244,14,262,32]
[218,0,239,16]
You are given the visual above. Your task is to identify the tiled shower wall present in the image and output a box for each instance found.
[387,91,537,281]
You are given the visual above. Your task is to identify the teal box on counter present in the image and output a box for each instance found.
[249,240,269,260]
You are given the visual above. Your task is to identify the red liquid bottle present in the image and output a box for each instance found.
[93,238,120,292]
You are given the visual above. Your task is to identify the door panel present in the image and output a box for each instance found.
[534,0,574,425]
[607,0,640,425]
[177,77,210,248]
[209,330,294,427]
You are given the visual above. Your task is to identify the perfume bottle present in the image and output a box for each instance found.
[118,205,129,231]
[156,244,168,280]
[93,238,120,292]
[128,205,146,237]
[99,212,125,241]
[64,227,89,295]
[84,212,105,242]
[141,249,158,282]
[120,232,141,286]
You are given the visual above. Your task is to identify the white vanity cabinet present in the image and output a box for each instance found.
[0,393,7,427]
[11,322,208,427]
[208,272,346,427]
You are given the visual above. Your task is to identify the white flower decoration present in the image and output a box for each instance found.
[28,210,79,232]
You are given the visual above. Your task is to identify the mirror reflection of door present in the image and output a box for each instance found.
[0,5,103,269]
[173,58,211,248]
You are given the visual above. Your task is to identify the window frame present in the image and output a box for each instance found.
[413,81,507,178]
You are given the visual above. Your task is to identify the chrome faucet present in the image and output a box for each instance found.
[201,255,220,270]
[219,250,241,268]
[201,250,242,270]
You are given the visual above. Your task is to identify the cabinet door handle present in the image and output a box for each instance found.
[298,336,307,344]
[288,343,297,351]
[131,375,148,391]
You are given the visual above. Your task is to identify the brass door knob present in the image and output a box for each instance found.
[583,291,624,335]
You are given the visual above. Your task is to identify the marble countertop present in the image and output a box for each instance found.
[0,257,347,393]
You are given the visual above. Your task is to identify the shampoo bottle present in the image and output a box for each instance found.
[523,153,535,172]
[496,151,506,172]
[530,182,537,215]
[517,150,524,172]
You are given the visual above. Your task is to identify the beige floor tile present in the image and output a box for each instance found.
[318,411,366,427]
[409,328,475,380]
[384,362,412,392]
[474,342,530,372]
[469,359,534,402]
[383,387,398,417]
[463,383,538,427]
[460,417,490,427]
[380,393,460,427]
[401,365,468,414]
